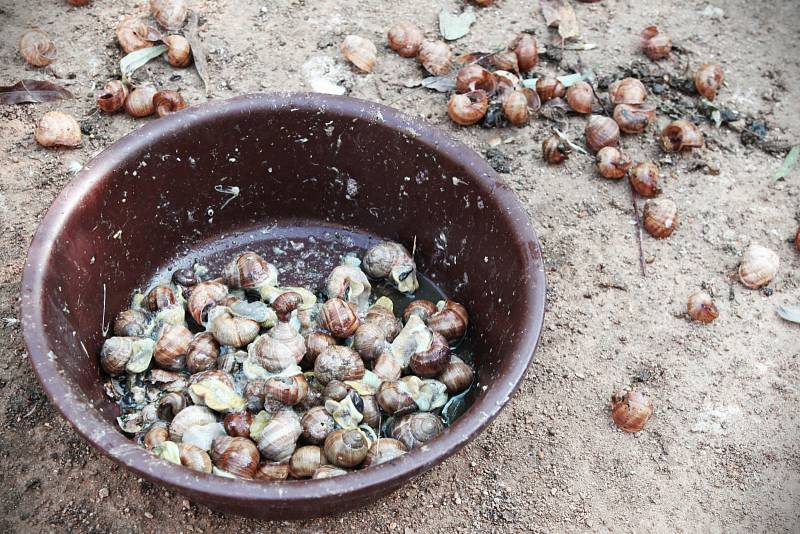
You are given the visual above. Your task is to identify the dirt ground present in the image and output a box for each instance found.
[1,0,799,532]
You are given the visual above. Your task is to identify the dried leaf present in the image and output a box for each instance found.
[521,70,591,90]
[120,45,168,83]
[777,304,800,323]
[186,10,210,94]
[563,42,597,51]
[772,145,799,181]
[419,76,457,92]
[539,0,580,40]
[439,9,476,41]
[0,80,74,105]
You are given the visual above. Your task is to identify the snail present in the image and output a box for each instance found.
[223,252,278,291]
[455,65,497,95]
[271,291,304,321]
[66,0,91,5]
[687,290,719,323]
[642,198,678,238]
[373,351,402,381]
[97,80,129,113]
[304,331,336,366]
[290,445,325,478]
[249,321,306,372]
[613,103,656,134]
[116,18,158,54]
[511,32,538,73]
[542,135,569,164]
[352,302,402,361]
[179,442,212,473]
[153,90,187,117]
[660,120,704,152]
[150,0,188,30]
[264,373,309,406]
[186,280,229,324]
[418,40,451,76]
[256,409,303,462]
[585,115,620,152]
[448,90,489,126]
[640,26,671,60]
[145,285,176,311]
[143,424,169,449]
[390,412,444,449]
[256,462,290,481]
[157,391,187,421]
[100,337,137,375]
[318,298,360,338]
[376,380,417,415]
[113,309,149,337]
[565,81,594,114]
[387,21,423,58]
[409,332,450,378]
[796,228,800,252]
[186,332,220,373]
[210,436,260,479]
[163,35,191,67]
[154,323,192,370]
[362,438,408,468]
[324,428,370,468]
[535,76,565,102]
[361,395,381,428]
[325,259,371,312]
[694,63,724,100]
[629,161,661,197]
[206,306,260,347]
[608,78,647,105]
[493,70,521,101]
[124,86,158,118]
[169,405,216,442]
[362,241,419,293]
[502,90,530,126]
[312,465,348,479]
[223,411,253,438]
[19,29,56,67]
[610,389,653,432]
[301,406,336,445]
[596,147,632,179]
[314,346,365,385]
[438,355,474,394]
[427,300,469,341]
[403,300,437,323]
[341,35,377,73]
[34,112,81,148]
[738,244,779,289]
[491,51,519,73]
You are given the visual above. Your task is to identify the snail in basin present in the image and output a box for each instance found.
[256,408,303,462]
[390,412,445,449]
[362,241,419,293]
[210,436,260,479]
[205,306,260,347]
[186,280,229,325]
[353,299,402,361]
[223,251,279,297]
[248,320,306,372]
[362,438,408,468]
[324,428,370,468]
[403,299,469,342]
[326,256,372,311]
[318,298,360,338]
[314,346,365,385]
[289,445,325,478]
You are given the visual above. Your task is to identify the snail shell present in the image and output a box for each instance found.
[642,198,678,238]
[585,115,620,153]
[610,389,653,432]
[324,428,369,468]
[150,0,188,30]
[301,406,336,445]
[210,436,260,479]
[372,351,402,382]
[438,356,474,394]
[163,34,191,67]
[153,90,187,117]
[157,391,187,421]
[502,90,530,126]
[206,306,260,348]
[255,462,290,481]
[390,412,444,449]
[289,445,324,478]
[542,135,569,165]
[511,32,538,73]
[608,78,647,105]
[376,380,417,415]
[353,306,402,361]
[362,241,418,293]
[694,63,724,100]
[264,373,309,406]
[169,405,216,442]
[687,290,719,323]
[403,300,437,323]
[387,21,423,58]
[494,70,521,101]
[154,324,192,371]
[448,90,489,126]
[596,147,632,180]
[186,280,229,324]
[362,438,408,468]
[409,332,450,378]
[249,321,306,372]
[256,409,303,462]
[312,465,348,479]
[304,331,336,366]
[341,35,377,73]
[565,81,594,114]
[100,336,135,375]
[314,346,365,385]
[640,26,671,60]
[272,291,304,321]
[738,244,779,289]
[34,112,81,148]
[113,309,149,337]
[325,263,371,312]
[613,103,656,134]
[456,65,497,95]
[224,252,277,289]
[535,76,565,102]
[97,80,129,114]
[418,40,451,76]
[361,395,381,428]
[427,301,469,341]
[145,284,176,311]
[629,161,661,197]
[143,424,169,449]
[19,29,56,67]
[491,51,518,73]
[116,18,158,54]
[318,298,360,338]
[124,86,157,118]
[660,120,704,152]
[223,411,253,438]
[179,442,212,473]
[186,332,220,373]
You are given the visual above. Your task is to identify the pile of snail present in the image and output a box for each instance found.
[100,241,475,480]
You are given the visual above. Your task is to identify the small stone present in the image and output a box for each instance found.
[98,488,109,499]
[144,512,154,519]
[550,487,558,496]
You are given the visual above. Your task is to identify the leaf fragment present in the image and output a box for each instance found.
[439,9,476,41]
[120,45,168,83]
[0,80,74,105]
[777,304,800,324]
[772,145,799,181]
[186,10,210,94]
[539,0,580,40]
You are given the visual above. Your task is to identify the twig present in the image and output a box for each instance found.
[630,187,646,277]
[553,128,589,155]
[101,283,110,336]
[589,82,609,116]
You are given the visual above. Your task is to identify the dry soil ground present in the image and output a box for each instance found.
[1,0,799,532]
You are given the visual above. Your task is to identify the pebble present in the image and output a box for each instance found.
[98,487,109,499]
[144,512,154,519]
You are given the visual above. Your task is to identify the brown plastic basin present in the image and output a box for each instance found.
[21,93,545,519]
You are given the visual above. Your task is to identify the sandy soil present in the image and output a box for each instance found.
[1,0,799,532]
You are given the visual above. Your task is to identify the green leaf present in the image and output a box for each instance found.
[120,45,168,82]
[772,145,799,181]
[439,9,476,41]
[777,304,800,324]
